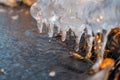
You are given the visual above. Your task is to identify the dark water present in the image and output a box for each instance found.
[0,5,91,80]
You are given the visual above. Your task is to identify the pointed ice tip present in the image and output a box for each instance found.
[48,33,53,38]
[61,37,66,42]
[61,31,67,42]
[38,26,43,33]
[75,48,79,52]
[40,30,42,33]
[87,68,109,80]
[37,22,43,33]
[38,30,42,33]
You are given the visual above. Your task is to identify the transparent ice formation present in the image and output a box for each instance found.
[30,0,120,71]
[86,0,120,72]
[30,0,51,33]
[87,67,110,80]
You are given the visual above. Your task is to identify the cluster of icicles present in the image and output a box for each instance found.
[30,0,120,76]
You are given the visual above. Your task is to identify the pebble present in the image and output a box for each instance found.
[49,71,56,77]
[0,68,6,74]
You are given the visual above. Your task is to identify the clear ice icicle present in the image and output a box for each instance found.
[59,17,70,41]
[88,68,110,80]
[37,20,43,33]
[100,24,115,58]
[85,25,93,58]
[91,58,103,73]
[30,2,43,33]
[30,0,51,33]
[48,15,59,37]
[61,30,67,41]
[73,24,85,52]
[74,35,81,52]
[48,22,54,37]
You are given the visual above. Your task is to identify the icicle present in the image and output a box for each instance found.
[30,2,45,33]
[53,17,61,34]
[60,22,69,42]
[48,23,54,37]
[74,24,86,52]
[75,36,81,52]
[85,25,93,58]
[57,26,61,33]
[94,31,103,60]
[48,15,58,37]
[74,30,85,52]
[30,2,41,21]
[59,17,70,42]
[61,30,67,41]
[89,58,115,80]
[100,24,115,58]
[88,68,110,80]
[90,58,103,73]
[86,36,93,58]
[37,21,43,33]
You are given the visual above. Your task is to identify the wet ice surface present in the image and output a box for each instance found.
[0,5,91,80]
